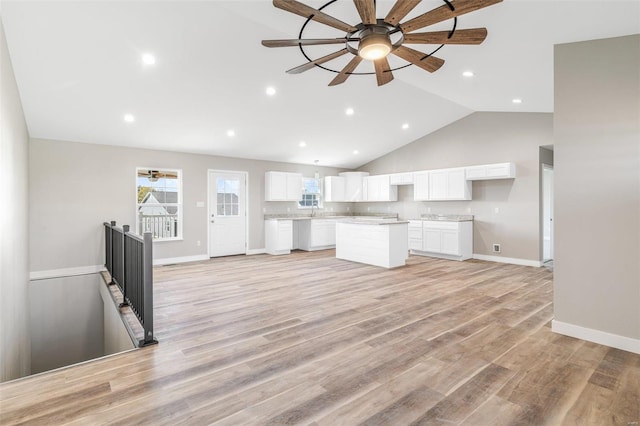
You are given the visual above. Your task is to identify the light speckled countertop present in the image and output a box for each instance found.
[338,219,408,225]
[413,214,474,222]
[264,213,398,221]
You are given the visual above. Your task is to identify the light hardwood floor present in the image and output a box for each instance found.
[1,251,639,425]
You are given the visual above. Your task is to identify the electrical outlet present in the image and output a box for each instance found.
[347,206,351,211]
[196,240,201,247]
[467,207,471,213]
[287,207,290,212]
[367,207,371,211]
[494,207,500,214]
[427,207,432,213]
[262,207,266,213]
[493,244,501,253]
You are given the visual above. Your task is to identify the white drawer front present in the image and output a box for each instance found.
[423,221,460,230]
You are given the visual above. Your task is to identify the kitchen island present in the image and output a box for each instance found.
[335,219,408,268]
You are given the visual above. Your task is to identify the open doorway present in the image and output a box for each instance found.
[542,164,554,262]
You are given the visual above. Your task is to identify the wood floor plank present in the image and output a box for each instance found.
[1,250,638,425]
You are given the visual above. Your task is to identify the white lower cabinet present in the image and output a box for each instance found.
[408,220,424,250]
[298,219,337,251]
[409,220,473,261]
[265,219,293,255]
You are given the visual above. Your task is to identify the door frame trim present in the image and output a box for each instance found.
[207,169,249,258]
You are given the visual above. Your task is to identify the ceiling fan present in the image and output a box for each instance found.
[137,170,178,182]
[262,0,503,86]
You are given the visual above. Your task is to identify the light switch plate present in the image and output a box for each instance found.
[196,201,205,208]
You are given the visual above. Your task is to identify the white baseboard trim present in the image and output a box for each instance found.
[472,254,542,267]
[30,265,106,281]
[153,255,209,266]
[246,248,267,255]
[552,320,640,355]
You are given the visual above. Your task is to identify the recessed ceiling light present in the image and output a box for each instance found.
[142,54,156,65]
[299,141,306,147]
[512,98,523,104]
[226,129,236,137]
[124,114,135,123]
[353,150,359,155]
[266,86,276,96]
[462,71,474,77]
[345,108,355,116]
[402,123,409,130]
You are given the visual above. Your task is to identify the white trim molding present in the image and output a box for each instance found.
[153,255,209,266]
[473,254,542,267]
[552,320,640,355]
[246,248,266,255]
[30,265,106,281]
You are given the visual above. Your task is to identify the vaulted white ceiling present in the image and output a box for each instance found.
[2,0,639,168]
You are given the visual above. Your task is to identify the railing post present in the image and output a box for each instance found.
[140,231,158,347]
[108,221,116,285]
[119,224,130,308]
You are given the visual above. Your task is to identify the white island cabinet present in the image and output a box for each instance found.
[336,220,408,268]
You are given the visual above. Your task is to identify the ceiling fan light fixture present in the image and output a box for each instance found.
[358,33,392,61]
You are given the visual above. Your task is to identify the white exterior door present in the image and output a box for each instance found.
[209,171,247,257]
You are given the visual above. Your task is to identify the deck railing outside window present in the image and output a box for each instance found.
[138,214,179,239]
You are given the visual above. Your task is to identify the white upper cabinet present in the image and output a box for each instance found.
[365,175,398,202]
[428,168,471,201]
[339,172,369,202]
[324,176,346,202]
[413,171,429,201]
[265,171,302,201]
[465,162,516,180]
[389,172,414,185]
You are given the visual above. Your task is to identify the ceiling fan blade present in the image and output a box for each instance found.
[400,0,502,34]
[392,46,444,72]
[384,0,422,26]
[286,48,349,74]
[329,55,364,86]
[403,28,488,45]
[273,0,357,33]
[354,0,376,25]
[262,38,348,48]
[374,57,394,86]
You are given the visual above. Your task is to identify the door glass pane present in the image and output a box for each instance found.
[216,178,240,216]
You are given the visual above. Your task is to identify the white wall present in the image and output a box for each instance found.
[553,34,640,350]
[0,18,31,381]
[355,112,553,263]
[29,274,105,374]
[100,281,135,355]
[29,138,349,272]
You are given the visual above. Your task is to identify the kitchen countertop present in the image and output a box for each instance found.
[338,219,408,225]
[413,214,474,222]
[264,213,398,221]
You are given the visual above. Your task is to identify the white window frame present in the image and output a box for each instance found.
[298,176,323,210]
[135,167,183,241]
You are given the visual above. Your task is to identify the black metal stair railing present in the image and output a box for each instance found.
[103,221,158,347]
